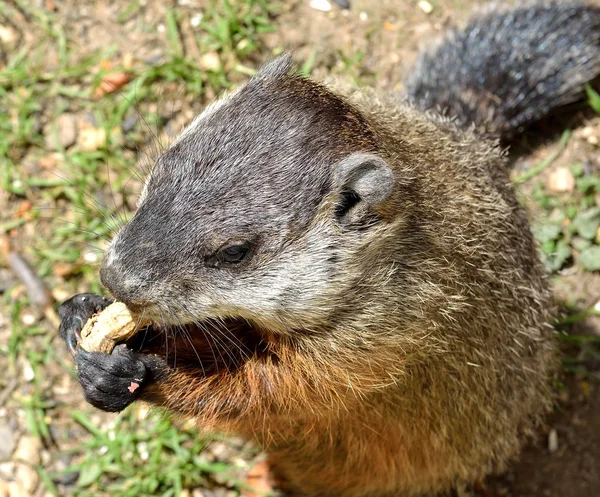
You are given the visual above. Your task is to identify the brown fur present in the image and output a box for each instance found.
[128,80,556,496]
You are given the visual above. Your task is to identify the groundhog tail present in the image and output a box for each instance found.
[404,1,600,139]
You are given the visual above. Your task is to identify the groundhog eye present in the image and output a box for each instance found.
[217,244,250,264]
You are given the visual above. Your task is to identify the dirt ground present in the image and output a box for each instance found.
[1,0,599,496]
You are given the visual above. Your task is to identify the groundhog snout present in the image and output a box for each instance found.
[99,258,154,311]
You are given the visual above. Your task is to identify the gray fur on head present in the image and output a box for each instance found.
[101,54,386,330]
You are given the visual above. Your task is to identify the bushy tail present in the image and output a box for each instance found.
[404,1,600,139]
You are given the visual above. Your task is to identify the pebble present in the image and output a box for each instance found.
[199,52,220,72]
[12,436,42,495]
[21,359,35,382]
[121,112,138,133]
[0,462,15,479]
[546,166,575,193]
[56,113,78,148]
[77,127,107,152]
[45,113,78,150]
[359,11,368,21]
[20,312,37,328]
[581,126,595,138]
[50,287,71,303]
[208,441,229,460]
[418,1,433,14]
[310,0,332,12]
[82,250,100,264]
[7,483,28,497]
[548,428,558,453]
[581,126,599,145]
[0,424,16,462]
[0,270,17,293]
[332,0,350,8]
[190,14,203,28]
[0,25,17,45]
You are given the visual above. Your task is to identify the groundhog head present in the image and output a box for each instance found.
[100,55,397,336]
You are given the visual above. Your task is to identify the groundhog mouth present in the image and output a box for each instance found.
[125,318,267,373]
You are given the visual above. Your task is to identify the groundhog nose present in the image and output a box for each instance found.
[99,260,150,309]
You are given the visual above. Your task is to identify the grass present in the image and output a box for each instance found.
[1,0,600,495]
[515,128,600,273]
[60,410,243,497]
[1,0,277,495]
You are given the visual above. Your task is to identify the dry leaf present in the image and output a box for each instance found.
[94,71,133,98]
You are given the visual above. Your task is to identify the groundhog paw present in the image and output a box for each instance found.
[75,344,147,412]
[58,293,114,357]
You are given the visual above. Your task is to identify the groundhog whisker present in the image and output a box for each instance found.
[45,169,124,229]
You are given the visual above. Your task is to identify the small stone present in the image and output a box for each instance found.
[45,113,78,150]
[121,52,134,69]
[7,483,29,497]
[208,442,229,460]
[581,126,595,138]
[21,360,34,382]
[20,312,37,327]
[0,462,15,479]
[0,424,16,462]
[13,436,41,466]
[77,127,107,151]
[199,52,221,72]
[56,113,77,148]
[332,0,350,8]
[310,0,332,12]
[548,428,558,453]
[418,1,433,14]
[51,287,71,303]
[547,166,575,193]
[83,250,100,263]
[359,11,368,21]
[122,112,138,133]
[190,14,203,27]
[11,464,39,497]
[0,25,17,45]
[581,126,599,144]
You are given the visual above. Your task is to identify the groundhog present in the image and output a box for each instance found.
[58,2,600,496]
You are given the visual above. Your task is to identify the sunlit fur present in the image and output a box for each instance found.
[96,1,600,495]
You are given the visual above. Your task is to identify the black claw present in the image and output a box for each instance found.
[58,293,113,358]
[66,331,78,357]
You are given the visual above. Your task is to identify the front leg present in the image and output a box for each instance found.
[58,294,169,412]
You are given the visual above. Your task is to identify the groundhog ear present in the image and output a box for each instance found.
[332,153,394,225]
[253,53,294,81]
